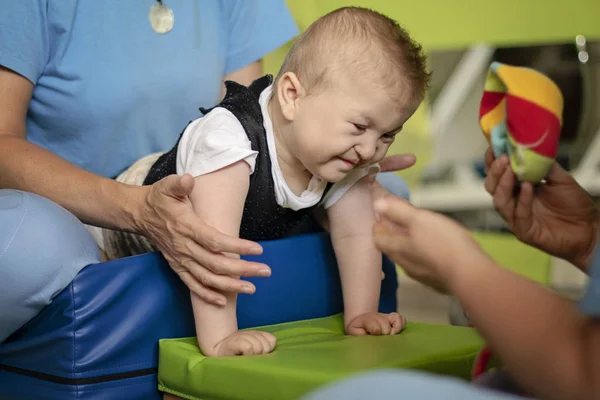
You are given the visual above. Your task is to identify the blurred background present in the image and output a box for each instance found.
[264,0,600,324]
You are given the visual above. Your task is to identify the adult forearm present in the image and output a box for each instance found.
[0,136,141,230]
[451,254,595,400]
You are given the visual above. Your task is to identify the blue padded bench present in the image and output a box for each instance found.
[0,232,398,400]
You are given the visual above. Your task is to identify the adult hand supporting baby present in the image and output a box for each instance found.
[483,147,599,272]
[133,153,416,305]
[378,153,416,173]
[132,173,270,305]
[371,185,486,293]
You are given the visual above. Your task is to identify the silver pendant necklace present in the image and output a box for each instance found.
[149,0,174,34]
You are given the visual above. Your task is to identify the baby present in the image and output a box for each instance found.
[102,6,430,357]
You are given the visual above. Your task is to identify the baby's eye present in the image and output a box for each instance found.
[353,123,367,132]
[381,133,397,141]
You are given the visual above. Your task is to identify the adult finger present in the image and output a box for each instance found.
[178,271,227,305]
[159,174,195,199]
[370,180,393,202]
[192,221,263,256]
[373,222,409,260]
[483,147,496,174]
[492,166,517,220]
[379,216,406,234]
[544,161,576,186]
[378,153,417,173]
[484,155,509,195]
[514,181,534,220]
[198,270,256,294]
[181,224,270,278]
[373,195,416,229]
[189,241,271,278]
[181,257,257,294]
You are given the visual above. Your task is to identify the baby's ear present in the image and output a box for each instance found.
[276,72,305,121]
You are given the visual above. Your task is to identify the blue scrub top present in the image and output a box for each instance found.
[0,0,298,178]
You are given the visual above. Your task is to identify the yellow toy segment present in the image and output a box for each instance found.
[494,64,564,124]
[479,98,506,142]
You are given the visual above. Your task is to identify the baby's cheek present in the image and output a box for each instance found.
[298,137,323,158]
[373,145,391,163]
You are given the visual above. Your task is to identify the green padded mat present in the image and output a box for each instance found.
[395,232,552,285]
[158,314,485,400]
[472,231,551,285]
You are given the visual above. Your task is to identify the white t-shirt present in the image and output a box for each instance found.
[175,84,379,211]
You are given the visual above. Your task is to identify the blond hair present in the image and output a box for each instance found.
[276,7,431,107]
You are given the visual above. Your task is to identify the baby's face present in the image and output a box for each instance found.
[291,75,414,182]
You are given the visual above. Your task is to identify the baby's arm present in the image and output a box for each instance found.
[189,161,276,356]
[327,176,405,335]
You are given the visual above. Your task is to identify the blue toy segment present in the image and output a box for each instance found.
[490,120,509,158]
[489,61,503,73]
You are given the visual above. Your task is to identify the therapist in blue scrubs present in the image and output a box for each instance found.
[303,149,600,400]
[0,1,414,343]
[0,0,301,342]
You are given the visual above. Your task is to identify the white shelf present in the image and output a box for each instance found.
[411,173,600,212]
[410,127,600,212]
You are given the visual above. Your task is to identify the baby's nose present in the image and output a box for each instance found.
[356,142,377,162]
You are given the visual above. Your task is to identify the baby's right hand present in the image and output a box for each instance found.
[213,330,277,357]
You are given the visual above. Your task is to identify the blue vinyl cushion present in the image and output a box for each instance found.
[0,232,397,400]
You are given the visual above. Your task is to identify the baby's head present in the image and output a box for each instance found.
[271,6,430,182]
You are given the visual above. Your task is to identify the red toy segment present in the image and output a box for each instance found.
[479,91,505,120]
[505,95,561,158]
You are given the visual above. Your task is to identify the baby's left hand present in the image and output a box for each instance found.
[345,312,406,336]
